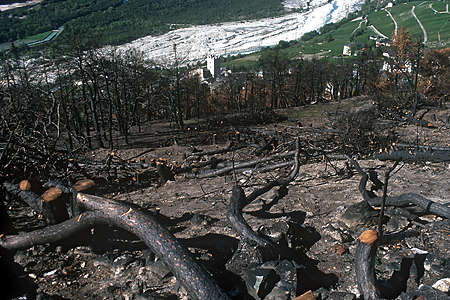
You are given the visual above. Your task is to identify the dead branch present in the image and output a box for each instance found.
[227,138,301,244]
[3,182,44,213]
[190,145,246,159]
[0,184,230,300]
[172,158,224,174]
[373,149,450,163]
[377,159,401,236]
[185,150,296,179]
[347,156,450,219]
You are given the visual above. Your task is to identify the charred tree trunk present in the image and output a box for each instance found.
[355,230,381,300]
[1,183,230,300]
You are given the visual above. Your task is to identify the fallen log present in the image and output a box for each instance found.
[173,158,224,174]
[186,150,296,179]
[190,145,246,159]
[347,156,450,219]
[3,182,44,213]
[0,184,230,300]
[373,149,450,163]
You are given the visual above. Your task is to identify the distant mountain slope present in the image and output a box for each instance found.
[368,1,450,45]
[0,0,284,45]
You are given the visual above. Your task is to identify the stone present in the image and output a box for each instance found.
[265,281,292,300]
[225,238,278,276]
[432,278,450,293]
[147,260,172,278]
[424,253,445,274]
[113,254,135,274]
[322,224,352,243]
[327,291,356,300]
[242,260,301,300]
[340,201,378,228]
[386,216,410,233]
[258,221,290,244]
[399,284,450,300]
[244,267,280,300]
[382,250,405,276]
[313,287,330,299]
[93,254,113,268]
[190,213,204,226]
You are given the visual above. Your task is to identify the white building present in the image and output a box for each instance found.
[206,54,220,78]
[343,42,362,56]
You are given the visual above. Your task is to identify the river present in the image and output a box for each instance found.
[109,0,365,65]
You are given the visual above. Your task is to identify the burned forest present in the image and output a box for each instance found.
[2,36,450,300]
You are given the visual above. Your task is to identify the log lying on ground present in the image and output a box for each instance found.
[190,145,246,160]
[1,183,230,300]
[4,182,44,213]
[373,149,450,163]
[173,158,224,174]
[186,150,296,179]
[347,156,450,219]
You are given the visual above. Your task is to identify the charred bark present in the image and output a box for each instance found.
[226,138,302,274]
[347,156,450,219]
[0,185,230,300]
[186,150,296,179]
[355,230,381,300]
[373,149,450,163]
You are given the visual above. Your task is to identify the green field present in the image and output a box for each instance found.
[415,2,450,43]
[367,9,395,37]
[288,1,450,60]
[22,31,52,42]
[430,1,448,12]
[294,18,369,56]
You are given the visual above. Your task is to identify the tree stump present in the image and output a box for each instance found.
[355,230,381,300]
[41,188,69,225]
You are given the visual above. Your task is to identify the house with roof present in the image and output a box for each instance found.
[343,42,363,56]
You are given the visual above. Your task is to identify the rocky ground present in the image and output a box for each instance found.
[2,99,450,300]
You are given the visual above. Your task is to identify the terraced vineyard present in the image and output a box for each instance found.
[368,1,450,46]
[296,1,450,59]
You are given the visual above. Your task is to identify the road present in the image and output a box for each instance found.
[412,5,427,42]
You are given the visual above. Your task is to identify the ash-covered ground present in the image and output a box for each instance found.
[3,100,450,300]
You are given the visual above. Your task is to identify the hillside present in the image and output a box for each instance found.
[296,0,450,58]
[0,0,284,46]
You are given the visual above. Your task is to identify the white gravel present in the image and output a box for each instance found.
[108,0,365,65]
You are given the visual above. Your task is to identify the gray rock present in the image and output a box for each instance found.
[225,238,278,276]
[386,216,410,233]
[243,260,300,300]
[14,251,28,265]
[113,254,135,274]
[322,224,353,243]
[424,253,446,275]
[313,287,330,299]
[398,284,450,300]
[244,267,280,299]
[93,254,113,268]
[147,259,172,278]
[340,201,378,228]
[327,291,356,300]
[258,221,290,244]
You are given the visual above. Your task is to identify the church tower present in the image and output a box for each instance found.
[206,54,220,78]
